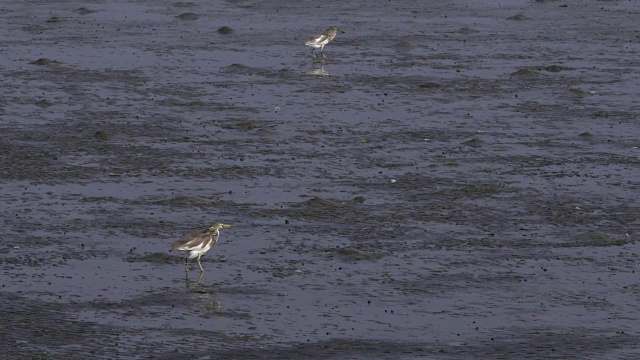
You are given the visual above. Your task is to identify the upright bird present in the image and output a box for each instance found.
[171,222,232,273]
[305,26,344,60]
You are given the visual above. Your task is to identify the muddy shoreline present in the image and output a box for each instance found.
[1,0,639,358]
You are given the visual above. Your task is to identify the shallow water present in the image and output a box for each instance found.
[1,0,639,359]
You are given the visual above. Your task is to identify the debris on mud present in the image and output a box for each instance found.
[324,247,384,261]
[30,58,60,65]
[218,26,233,34]
[93,130,110,140]
[507,14,530,20]
[176,13,199,20]
[511,68,538,77]
[76,7,96,15]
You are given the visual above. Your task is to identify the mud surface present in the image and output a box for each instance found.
[1,0,639,359]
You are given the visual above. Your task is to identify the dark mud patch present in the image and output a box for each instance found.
[30,58,61,65]
[269,196,379,223]
[593,110,633,119]
[456,26,480,34]
[22,25,45,33]
[173,2,198,8]
[578,131,593,138]
[324,247,385,262]
[34,99,54,108]
[76,7,96,15]
[511,68,539,77]
[393,271,527,296]
[418,82,443,90]
[221,63,273,76]
[542,64,572,73]
[569,88,589,95]
[564,231,633,248]
[176,12,199,21]
[463,138,486,147]
[303,196,358,209]
[506,14,529,20]
[151,195,222,208]
[218,26,233,34]
[452,183,514,198]
[0,292,262,358]
[196,331,637,360]
[127,252,178,264]
[393,40,414,52]
[92,130,110,140]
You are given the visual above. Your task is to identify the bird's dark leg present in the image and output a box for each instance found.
[321,45,327,59]
[197,254,205,273]
[311,48,317,59]
[185,257,189,272]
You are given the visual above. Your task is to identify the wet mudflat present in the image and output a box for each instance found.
[1,0,639,358]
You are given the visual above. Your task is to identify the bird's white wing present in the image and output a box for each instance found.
[306,34,329,44]
[172,230,207,249]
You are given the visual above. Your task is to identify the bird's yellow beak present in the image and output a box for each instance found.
[221,223,232,228]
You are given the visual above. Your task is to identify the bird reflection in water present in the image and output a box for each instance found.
[307,63,330,76]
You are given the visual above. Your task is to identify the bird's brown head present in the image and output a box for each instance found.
[209,222,232,230]
[327,26,345,34]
